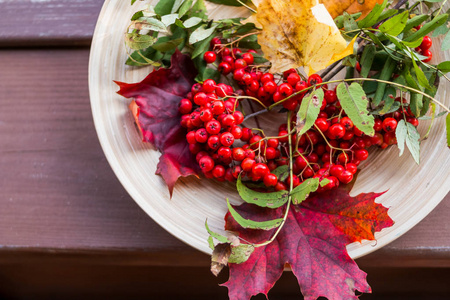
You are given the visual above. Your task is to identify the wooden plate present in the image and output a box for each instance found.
[89,0,450,258]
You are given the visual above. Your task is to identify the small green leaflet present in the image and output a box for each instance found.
[410,50,432,90]
[360,44,375,78]
[395,120,421,164]
[442,31,450,51]
[290,178,320,205]
[336,82,375,136]
[155,0,176,16]
[125,33,157,50]
[379,10,409,36]
[184,16,203,28]
[133,17,167,32]
[378,86,396,115]
[447,114,450,147]
[152,37,184,52]
[343,12,359,34]
[272,165,289,181]
[403,15,428,33]
[161,13,179,27]
[334,12,361,29]
[189,24,218,44]
[171,0,184,14]
[205,219,230,250]
[178,0,193,17]
[296,88,324,136]
[228,244,255,264]
[226,198,284,230]
[437,61,450,73]
[237,176,288,209]
[131,0,137,4]
[402,37,423,48]
[373,56,396,105]
[405,14,448,42]
[358,0,388,29]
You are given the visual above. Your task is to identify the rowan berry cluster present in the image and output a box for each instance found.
[179,38,421,192]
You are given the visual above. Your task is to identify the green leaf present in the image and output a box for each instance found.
[378,86,396,115]
[442,30,450,51]
[205,219,230,244]
[226,198,284,230]
[155,0,176,15]
[402,37,423,48]
[151,37,184,52]
[372,101,400,116]
[126,48,163,67]
[131,11,144,21]
[296,88,324,136]
[131,0,137,4]
[271,165,289,181]
[161,13,179,27]
[379,10,409,36]
[178,0,193,17]
[192,33,216,59]
[290,178,320,205]
[383,34,405,50]
[358,0,388,29]
[373,57,396,105]
[189,24,218,44]
[343,12,359,33]
[403,15,429,33]
[336,82,375,136]
[410,52,433,90]
[405,14,448,42]
[377,9,398,23]
[437,61,450,73]
[432,22,449,37]
[171,0,184,13]
[360,44,376,78]
[237,176,289,208]
[134,17,167,32]
[447,114,450,147]
[125,33,157,50]
[190,0,207,18]
[198,68,221,82]
[228,244,255,264]
[395,120,420,164]
[184,16,203,28]
[252,54,269,64]
[422,103,436,140]
[334,12,361,28]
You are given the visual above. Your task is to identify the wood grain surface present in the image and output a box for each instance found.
[0,0,103,46]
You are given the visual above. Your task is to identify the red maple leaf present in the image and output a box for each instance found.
[115,50,200,196]
[222,187,394,300]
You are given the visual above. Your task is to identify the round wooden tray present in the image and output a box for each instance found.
[89,0,450,258]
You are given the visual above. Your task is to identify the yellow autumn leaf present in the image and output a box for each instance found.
[250,0,356,75]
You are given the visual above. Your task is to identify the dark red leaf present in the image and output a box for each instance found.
[222,186,394,300]
[115,50,200,196]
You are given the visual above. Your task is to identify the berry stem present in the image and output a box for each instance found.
[255,111,294,248]
[243,108,269,121]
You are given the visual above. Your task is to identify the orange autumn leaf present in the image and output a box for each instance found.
[248,0,356,74]
[321,0,385,19]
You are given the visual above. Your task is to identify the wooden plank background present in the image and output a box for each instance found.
[0,1,450,299]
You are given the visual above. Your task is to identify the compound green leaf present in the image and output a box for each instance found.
[336,82,375,136]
